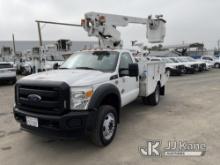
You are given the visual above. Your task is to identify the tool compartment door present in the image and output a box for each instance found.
[139,62,165,97]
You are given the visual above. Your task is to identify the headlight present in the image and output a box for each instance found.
[70,87,93,110]
[185,64,191,68]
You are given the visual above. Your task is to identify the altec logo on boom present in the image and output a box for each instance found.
[139,140,206,157]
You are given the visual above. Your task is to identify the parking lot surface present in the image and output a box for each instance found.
[0,70,220,165]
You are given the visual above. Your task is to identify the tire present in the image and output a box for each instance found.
[203,64,206,71]
[214,63,220,68]
[142,84,160,106]
[90,105,117,146]
[142,96,149,105]
[9,78,17,85]
[175,71,182,76]
[166,68,171,76]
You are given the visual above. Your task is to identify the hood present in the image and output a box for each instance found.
[166,63,178,68]
[21,69,112,87]
[194,61,205,64]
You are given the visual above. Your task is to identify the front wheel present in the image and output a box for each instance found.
[165,68,171,77]
[9,78,17,85]
[90,105,117,146]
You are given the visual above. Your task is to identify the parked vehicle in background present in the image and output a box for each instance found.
[201,56,220,68]
[41,54,64,71]
[191,55,214,70]
[0,46,18,72]
[17,39,71,75]
[17,58,33,75]
[0,62,16,84]
[168,57,199,74]
[183,57,206,72]
[147,56,185,76]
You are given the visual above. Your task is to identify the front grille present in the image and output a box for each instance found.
[200,63,206,68]
[176,65,185,70]
[191,64,199,69]
[16,81,70,115]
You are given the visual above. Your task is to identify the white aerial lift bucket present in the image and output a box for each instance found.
[147,16,166,43]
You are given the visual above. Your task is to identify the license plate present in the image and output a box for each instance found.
[26,116,38,127]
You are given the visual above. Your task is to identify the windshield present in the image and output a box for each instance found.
[169,58,179,63]
[151,58,161,62]
[187,57,195,62]
[177,58,189,62]
[0,63,13,69]
[60,51,119,72]
[46,55,64,61]
[161,58,174,63]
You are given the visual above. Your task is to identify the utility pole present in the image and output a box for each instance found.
[12,34,16,55]
[217,40,220,51]
[12,33,17,63]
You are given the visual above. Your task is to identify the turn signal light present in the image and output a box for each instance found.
[81,19,85,26]
[99,16,106,23]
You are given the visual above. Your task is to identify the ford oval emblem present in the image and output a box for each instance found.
[28,94,42,102]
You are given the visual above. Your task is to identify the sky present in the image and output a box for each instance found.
[0,0,220,49]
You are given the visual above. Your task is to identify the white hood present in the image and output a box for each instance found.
[21,69,112,87]
[166,63,178,68]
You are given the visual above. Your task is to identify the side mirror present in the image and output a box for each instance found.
[53,63,59,70]
[129,63,139,77]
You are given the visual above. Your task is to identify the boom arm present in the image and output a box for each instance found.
[81,12,166,49]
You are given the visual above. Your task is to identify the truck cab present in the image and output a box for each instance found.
[14,49,168,146]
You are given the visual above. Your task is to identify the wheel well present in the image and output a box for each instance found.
[157,81,161,88]
[158,81,165,95]
[100,94,120,123]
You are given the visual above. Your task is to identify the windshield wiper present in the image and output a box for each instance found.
[59,67,69,69]
[75,67,98,70]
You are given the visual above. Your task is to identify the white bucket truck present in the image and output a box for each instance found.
[14,12,168,146]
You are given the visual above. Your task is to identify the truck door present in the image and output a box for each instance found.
[118,52,139,106]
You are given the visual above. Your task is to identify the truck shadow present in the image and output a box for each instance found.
[0,82,15,87]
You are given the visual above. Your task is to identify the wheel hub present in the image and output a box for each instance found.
[102,113,115,140]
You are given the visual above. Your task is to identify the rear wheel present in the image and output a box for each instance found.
[90,105,117,146]
[214,63,220,68]
[142,84,160,106]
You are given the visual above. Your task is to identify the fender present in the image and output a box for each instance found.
[88,83,121,111]
[88,83,121,124]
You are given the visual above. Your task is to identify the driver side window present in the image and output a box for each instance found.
[119,53,133,76]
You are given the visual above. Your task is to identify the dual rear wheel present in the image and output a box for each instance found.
[142,84,161,106]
